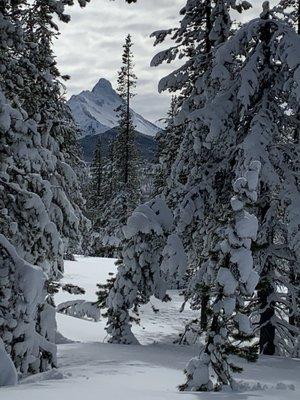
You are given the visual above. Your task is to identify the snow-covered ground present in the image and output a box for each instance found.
[2,256,300,399]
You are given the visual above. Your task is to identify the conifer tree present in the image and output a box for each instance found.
[96,34,140,253]
[0,0,90,383]
[151,0,252,334]
[0,0,138,385]
[275,0,300,350]
[154,96,183,197]
[86,139,105,223]
[174,0,300,389]
[106,197,186,344]
[183,4,300,389]
[115,34,139,200]
[180,161,261,391]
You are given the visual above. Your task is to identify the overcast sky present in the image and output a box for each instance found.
[54,0,272,124]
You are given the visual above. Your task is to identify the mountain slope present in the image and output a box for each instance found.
[79,128,157,163]
[68,78,160,137]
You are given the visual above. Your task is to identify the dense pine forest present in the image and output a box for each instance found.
[1,0,300,399]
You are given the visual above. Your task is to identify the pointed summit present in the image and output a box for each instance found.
[92,78,113,95]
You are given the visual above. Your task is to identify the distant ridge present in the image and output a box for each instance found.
[79,127,157,164]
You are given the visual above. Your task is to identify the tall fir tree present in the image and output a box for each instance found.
[275,0,300,352]
[180,2,300,390]
[154,96,183,197]
[95,34,140,254]
[180,161,261,391]
[106,197,186,344]
[151,0,252,334]
[115,34,139,200]
[86,139,106,224]
[0,0,90,384]
[0,0,137,385]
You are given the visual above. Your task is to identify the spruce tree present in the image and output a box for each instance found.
[275,0,300,352]
[183,2,300,388]
[180,161,261,391]
[154,96,183,197]
[106,197,186,344]
[86,139,106,224]
[97,34,140,253]
[151,0,252,334]
[0,0,90,383]
[115,34,139,201]
[175,0,300,389]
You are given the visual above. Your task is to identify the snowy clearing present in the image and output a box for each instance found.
[2,256,299,400]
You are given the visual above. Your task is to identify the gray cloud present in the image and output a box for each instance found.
[54,0,273,124]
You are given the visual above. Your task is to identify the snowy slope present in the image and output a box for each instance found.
[2,257,300,400]
[68,79,160,137]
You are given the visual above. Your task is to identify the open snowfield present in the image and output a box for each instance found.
[2,256,300,400]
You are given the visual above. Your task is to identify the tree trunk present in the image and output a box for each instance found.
[290,3,300,331]
[199,0,212,336]
[258,275,275,355]
[124,57,130,186]
[200,292,209,331]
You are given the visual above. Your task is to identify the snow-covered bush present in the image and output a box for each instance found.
[0,339,17,387]
[106,197,186,344]
[0,234,50,380]
[57,300,100,322]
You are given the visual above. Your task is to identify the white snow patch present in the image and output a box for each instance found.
[1,257,300,400]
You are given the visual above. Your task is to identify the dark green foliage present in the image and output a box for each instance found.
[96,273,116,314]
[154,96,183,196]
[79,128,157,163]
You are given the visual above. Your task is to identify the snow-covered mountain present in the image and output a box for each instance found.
[68,78,160,137]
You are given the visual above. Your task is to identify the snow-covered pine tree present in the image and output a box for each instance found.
[150,0,252,333]
[147,0,300,389]
[275,0,300,353]
[106,197,187,344]
[21,0,91,365]
[0,0,58,378]
[198,0,300,361]
[180,161,261,391]
[0,0,90,383]
[154,96,183,197]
